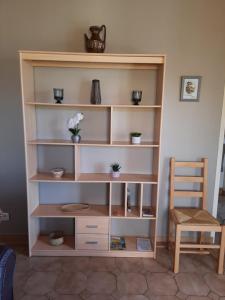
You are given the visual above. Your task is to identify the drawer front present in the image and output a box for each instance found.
[76,234,109,251]
[76,217,109,234]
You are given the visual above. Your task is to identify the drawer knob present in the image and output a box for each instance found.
[86,225,98,228]
[85,241,98,245]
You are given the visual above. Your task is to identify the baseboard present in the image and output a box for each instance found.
[0,235,28,247]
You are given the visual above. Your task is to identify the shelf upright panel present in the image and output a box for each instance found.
[20,54,40,256]
[151,62,166,257]
[75,144,80,181]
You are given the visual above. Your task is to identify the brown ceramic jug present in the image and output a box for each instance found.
[84,25,106,53]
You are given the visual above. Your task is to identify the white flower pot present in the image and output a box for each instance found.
[131,136,141,144]
[112,171,120,178]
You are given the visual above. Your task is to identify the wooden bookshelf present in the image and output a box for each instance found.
[20,51,165,258]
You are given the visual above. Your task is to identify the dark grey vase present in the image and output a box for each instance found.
[71,135,81,143]
[91,79,101,104]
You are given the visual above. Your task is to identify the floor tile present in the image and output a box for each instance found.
[204,273,225,296]
[117,273,147,295]
[89,257,117,272]
[86,271,116,294]
[142,257,168,273]
[176,291,187,299]
[15,253,33,273]
[55,272,87,294]
[30,256,62,272]
[146,273,177,295]
[116,257,144,273]
[23,271,57,296]
[120,296,149,300]
[85,295,115,300]
[186,297,211,300]
[175,273,209,296]
[149,297,180,300]
[48,291,82,300]
[20,295,48,300]
[61,257,90,273]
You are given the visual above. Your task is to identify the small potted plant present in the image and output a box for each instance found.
[111,163,121,178]
[67,112,84,143]
[130,132,142,144]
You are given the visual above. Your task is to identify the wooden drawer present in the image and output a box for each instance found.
[76,234,109,251]
[76,217,109,234]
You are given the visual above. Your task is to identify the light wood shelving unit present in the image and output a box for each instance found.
[20,51,165,258]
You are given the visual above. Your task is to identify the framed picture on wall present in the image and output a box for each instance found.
[180,76,201,102]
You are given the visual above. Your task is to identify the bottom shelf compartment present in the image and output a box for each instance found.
[30,215,155,257]
[111,236,153,252]
[32,235,75,254]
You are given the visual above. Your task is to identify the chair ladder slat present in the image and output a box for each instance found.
[174,176,203,183]
[175,161,204,168]
[174,190,203,197]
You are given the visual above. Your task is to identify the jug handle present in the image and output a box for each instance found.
[100,25,106,43]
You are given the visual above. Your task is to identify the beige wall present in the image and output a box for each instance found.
[0,0,225,237]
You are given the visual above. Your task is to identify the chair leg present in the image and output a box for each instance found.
[198,232,204,251]
[168,217,173,250]
[218,226,225,274]
[174,225,181,273]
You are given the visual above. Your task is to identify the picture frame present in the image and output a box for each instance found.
[180,76,201,102]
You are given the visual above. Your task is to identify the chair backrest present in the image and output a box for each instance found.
[169,157,208,210]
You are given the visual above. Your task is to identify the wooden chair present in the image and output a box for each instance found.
[168,157,225,274]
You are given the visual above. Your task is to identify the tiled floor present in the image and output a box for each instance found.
[14,248,225,300]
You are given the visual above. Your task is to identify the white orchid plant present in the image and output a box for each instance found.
[67,112,84,136]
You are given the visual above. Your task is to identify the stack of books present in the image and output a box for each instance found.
[111,236,126,250]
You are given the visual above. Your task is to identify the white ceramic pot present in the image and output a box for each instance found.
[131,136,141,144]
[49,231,64,246]
[112,171,120,178]
[50,168,64,178]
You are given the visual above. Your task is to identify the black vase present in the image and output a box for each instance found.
[91,79,101,104]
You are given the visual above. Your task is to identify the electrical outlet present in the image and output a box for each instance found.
[0,212,10,221]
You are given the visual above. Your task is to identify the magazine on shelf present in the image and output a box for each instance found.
[142,208,154,217]
[136,238,152,251]
[111,236,126,250]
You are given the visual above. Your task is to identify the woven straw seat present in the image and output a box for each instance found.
[172,208,219,225]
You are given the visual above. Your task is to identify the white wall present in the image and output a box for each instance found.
[0,0,225,238]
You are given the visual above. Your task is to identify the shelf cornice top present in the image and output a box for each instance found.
[19,50,165,64]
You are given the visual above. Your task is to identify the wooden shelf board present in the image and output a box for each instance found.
[26,102,111,108]
[30,173,75,182]
[25,102,161,109]
[113,105,161,109]
[32,235,75,251]
[111,141,159,147]
[27,139,110,146]
[78,173,158,183]
[28,139,74,145]
[27,139,159,147]
[20,51,165,65]
[29,172,157,183]
[31,204,108,217]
